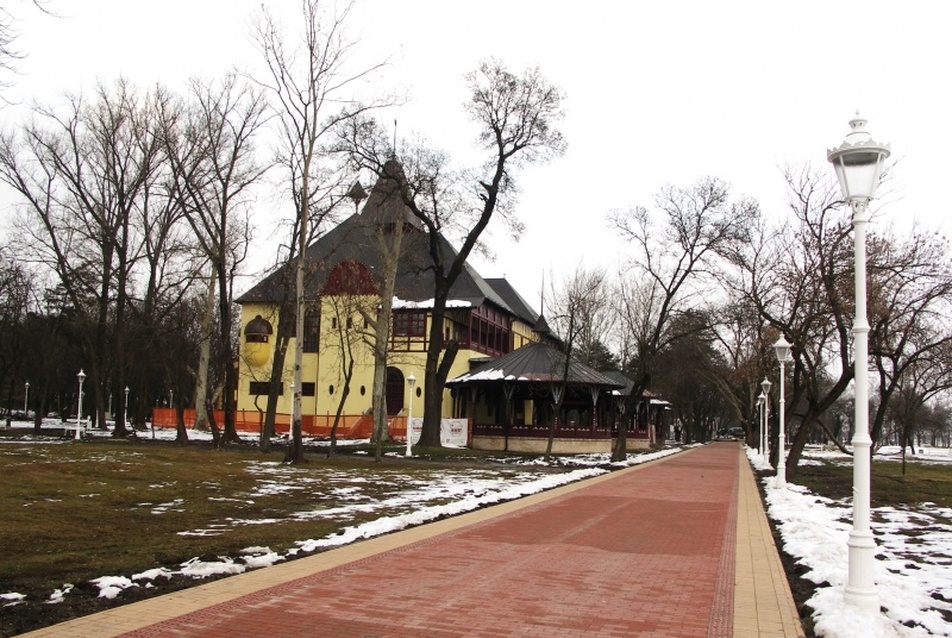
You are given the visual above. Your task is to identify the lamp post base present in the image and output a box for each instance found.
[844,530,878,612]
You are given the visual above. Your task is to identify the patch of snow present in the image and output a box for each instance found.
[90,576,137,599]
[749,446,952,637]
[178,557,246,579]
[45,584,73,604]
[1,592,26,607]
[132,568,173,582]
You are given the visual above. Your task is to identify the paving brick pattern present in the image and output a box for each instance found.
[113,444,740,638]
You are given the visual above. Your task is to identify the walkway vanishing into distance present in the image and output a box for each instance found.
[20,443,804,638]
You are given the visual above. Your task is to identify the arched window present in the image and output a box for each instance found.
[385,367,405,416]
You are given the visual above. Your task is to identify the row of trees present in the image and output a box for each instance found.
[0,0,566,462]
[0,75,266,440]
[546,168,952,473]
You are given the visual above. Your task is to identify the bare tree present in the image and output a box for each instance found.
[0,79,162,436]
[0,248,32,414]
[868,227,952,447]
[544,267,607,460]
[161,74,270,445]
[707,297,773,446]
[322,284,377,455]
[724,165,952,478]
[0,1,53,93]
[610,177,758,461]
[887,345,952,473]
[725,168,858,475]
[340,59,566,448]
[253,0,387,463]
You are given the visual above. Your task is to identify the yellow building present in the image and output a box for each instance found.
[235,161,550,438]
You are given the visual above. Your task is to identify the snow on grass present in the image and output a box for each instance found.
[1,592,26,607]
[750,446,952,638]
[89,576,136,600]
[293,466,605,553]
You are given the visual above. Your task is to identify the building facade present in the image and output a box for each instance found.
[235,161,549,438]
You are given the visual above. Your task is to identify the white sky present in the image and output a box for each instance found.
[4,0,951,302]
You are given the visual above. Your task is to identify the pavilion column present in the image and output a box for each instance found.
[502,383,515,451]
[589,387,600,436]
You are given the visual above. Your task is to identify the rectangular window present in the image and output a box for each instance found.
[394,311,426,336]
[467,305,512,357]
[303,308,320,353]
[301,382,315,397]
[250,381,284,395]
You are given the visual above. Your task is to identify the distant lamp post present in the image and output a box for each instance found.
[828,112,890,612]
[124,386,130,430]
[24,381,29,416]
[75,369,86,440]
[773,336,793,486]
[761,377,772,462]
[405,373,416,457]
[757,392,766,457]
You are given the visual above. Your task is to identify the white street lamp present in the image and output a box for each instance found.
[405,373,416,457]
[828,112,890,611]
[24,381,29,416]
[124,386,130,430]
[75,369,86,440]
[774,336,793,486]
[761,377,772,463]
[757,392,766,457]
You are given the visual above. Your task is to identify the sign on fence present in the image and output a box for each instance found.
[408,417,469,447]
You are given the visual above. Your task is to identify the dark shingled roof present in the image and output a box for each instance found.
[484,278,540,327]
[601,370,635,396]
[237,160,536,325]
[446,342,624,388]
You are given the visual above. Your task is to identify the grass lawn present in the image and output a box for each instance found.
[793,455,952,510]
[0,431,570,636]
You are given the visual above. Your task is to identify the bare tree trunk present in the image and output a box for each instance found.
[329,358,354,457]
[193,273,216,432]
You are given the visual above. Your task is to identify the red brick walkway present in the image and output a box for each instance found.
[116,443,739,638]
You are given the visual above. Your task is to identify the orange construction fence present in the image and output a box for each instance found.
[150,408,410,440]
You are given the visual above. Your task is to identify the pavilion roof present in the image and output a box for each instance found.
[446,342,624,388]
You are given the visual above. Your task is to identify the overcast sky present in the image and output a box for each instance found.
[5,0,950,302]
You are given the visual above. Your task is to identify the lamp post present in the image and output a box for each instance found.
[405,374,416,457]
[828,113,890,611]
[75,369,86,440]
[24,381,29,416]
[761,377,772,463]
[757,392,766,457]
[124,386,130,430]
[774,336,793,486]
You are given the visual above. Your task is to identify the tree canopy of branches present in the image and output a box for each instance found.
[161,75,271,445]
[0,74,267,444]
[723,166,952,478]
[0,79,165,435]
[609,177,758,460]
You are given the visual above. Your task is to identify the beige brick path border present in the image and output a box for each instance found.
[733,446,806,637]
